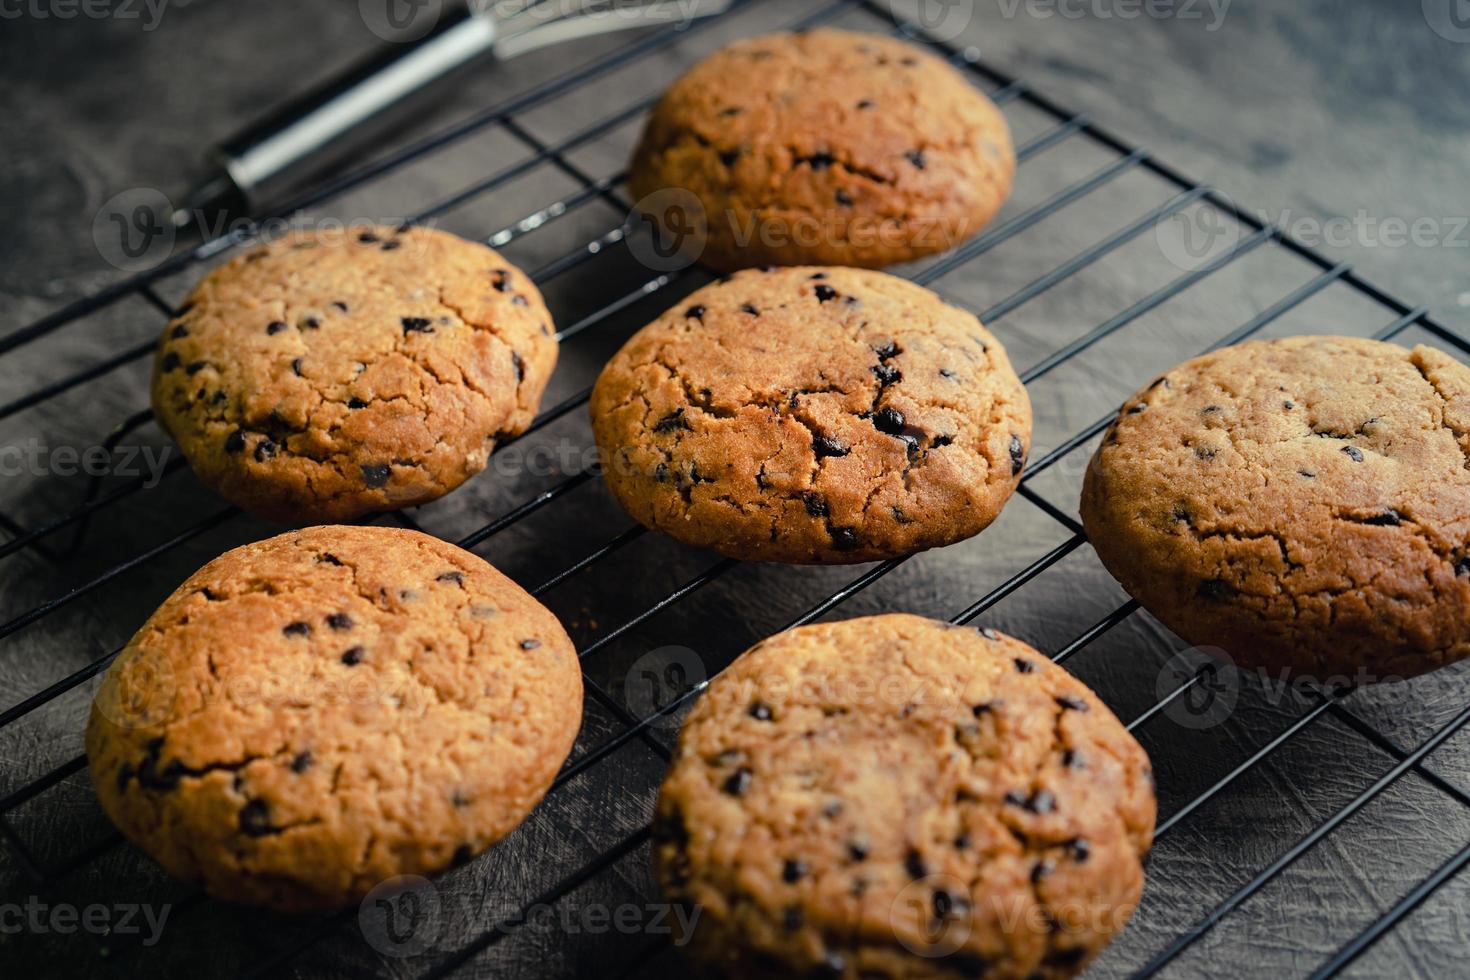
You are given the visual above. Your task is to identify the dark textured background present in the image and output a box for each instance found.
[2,0,1469,977]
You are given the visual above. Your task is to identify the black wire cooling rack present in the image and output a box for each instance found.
[3,1,1470,977]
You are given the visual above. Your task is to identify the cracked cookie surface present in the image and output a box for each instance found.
[653,614,1154,980]
[591,267,1032,564]
[152,226,557,522]
[1081,335,1470,679]
[628,28,1015,271]
[86,525,582,912]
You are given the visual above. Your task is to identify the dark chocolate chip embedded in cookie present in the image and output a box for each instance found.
[151,226,557,522]
[590,267,1032,564]
[628,28,1016,271]
[652,614,1156,979]
[1081,335,1470,680]
[86,525,583,912]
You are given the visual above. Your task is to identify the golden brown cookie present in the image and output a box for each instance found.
[86,525,582,912]
[1081,336,1470,680]
[152,225,557,523]
[653,614,1155,979]
[590,267,1032,564]
[628,28,1015,271]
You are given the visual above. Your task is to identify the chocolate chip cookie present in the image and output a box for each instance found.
[590,267,1031,564]
[1082,336,1470,680]
[87,525,582,912]
[628,28,1015,271]
[652,614,1155,979]
[152,225,557,522]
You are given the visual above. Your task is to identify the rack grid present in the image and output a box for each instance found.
[2,1,1469,977]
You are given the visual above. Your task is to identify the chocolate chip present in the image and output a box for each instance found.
[872,363,902,385]
[685,304,705,319]
[814,284,838,303]
[722,767,753,796]
[348,397,368,409]
[857,99,875,109]
[511,350,525,382]
[835,188,854,206]
[1299,469,1317,478]
[1198,579,1234,601]
[873,407,905,435]
[239,800,273,836]
[847,839,869,861]
[266,321,287,335]
[782,906,803,931]
[291,752,313,774]
[359,231,381,244]
[654,409,691,433]
[327,613,352,631]
[381,240,402,251]
[291,357,304,376]
[813,953,846,978]
[1009,434,1025,475]
[511,295,529,307]
[520,639,541,650]
[801,153,835,171]
[939,368,957,380]
[905,850,927,879]
[1284,400,1295,409]
[170,324,189,340]
[437,571,464,584]
[1014,658,1034,673]
[953,833,971,850]
[973,701,996,717]
[302,317,320,330]
[740,303,760,316]
[803,494,829,518]
[361,463,391,487]
[283,621,311,637]
[1062,749,1085,769]
[1032,791,1056,814]
[1069,838,1091,862]
[341,646,364,666]
[1343,445,1364,462]
[254,439,277,462]
[813,435,850,458]
[224,430,246,454]
[905,149,927,169]
[1056,696,1089,712]
[933,889,955,918]
[402,316,434,334]
[161,352,181,372]
[749,701,774,721]
[1030,859,1055,883]
[1457,558,1470,577]
[719,149,740,167]
[1127,403,1146,414]
[719,106,742,117]
[872,340,900,360]
[830,527,860,551]
[822,800,844,819]
[782,859,807,883]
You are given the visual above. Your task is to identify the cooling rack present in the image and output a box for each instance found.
[2,0,1469,977]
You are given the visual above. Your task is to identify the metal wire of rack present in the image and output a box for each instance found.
[2,0,1469,977]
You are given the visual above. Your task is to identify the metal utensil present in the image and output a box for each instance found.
[170,0,731,230]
